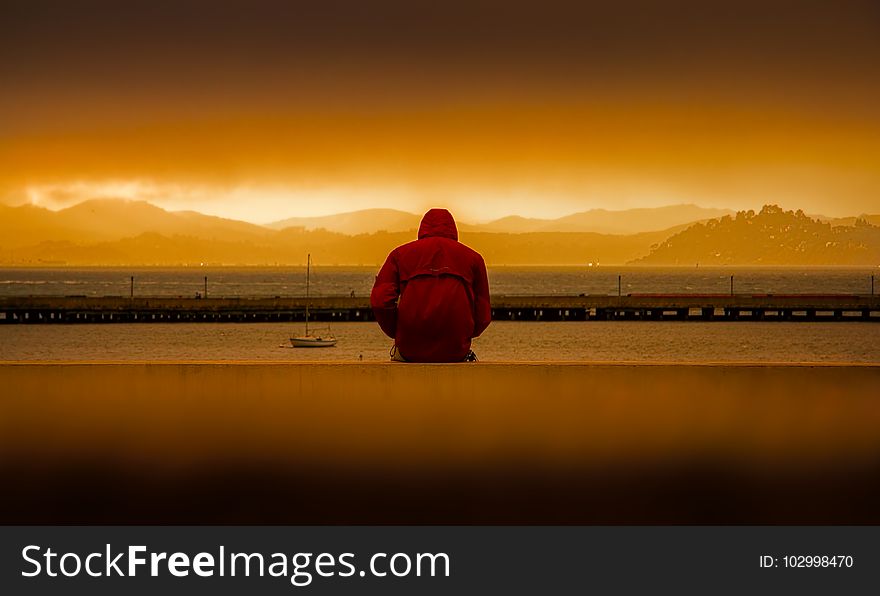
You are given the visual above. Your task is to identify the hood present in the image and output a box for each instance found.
[417,208,458,241]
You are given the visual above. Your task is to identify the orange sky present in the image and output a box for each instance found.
[2,0,879,222]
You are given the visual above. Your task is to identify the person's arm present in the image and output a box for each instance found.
[370,251,400,339]
[472,255,491,337]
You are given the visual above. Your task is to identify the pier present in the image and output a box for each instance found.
[1,293,879,323]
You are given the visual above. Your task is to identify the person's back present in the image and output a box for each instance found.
[370,208,491,362]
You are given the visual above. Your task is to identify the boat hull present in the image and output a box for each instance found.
[290,337,337,348]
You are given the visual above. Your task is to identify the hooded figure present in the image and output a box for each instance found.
[371,208,491,362]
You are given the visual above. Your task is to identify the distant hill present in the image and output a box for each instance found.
[266,204,734,235]
[825,214,880,228]
[0,199,272,248]
[266,209,423,235]
[4,199,877,266]
[634,205,880,266]
[0,199,705,265]
[0,227,676,267]
[481,204,734,234]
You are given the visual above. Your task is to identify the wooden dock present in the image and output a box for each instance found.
[1,294,879,323]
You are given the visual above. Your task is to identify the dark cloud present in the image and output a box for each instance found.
[2,1,879,216]
[5,1,879,85]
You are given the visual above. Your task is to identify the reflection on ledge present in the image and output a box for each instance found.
[1,362,879,523]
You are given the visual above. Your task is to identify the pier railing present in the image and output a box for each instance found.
[1,294,879,323]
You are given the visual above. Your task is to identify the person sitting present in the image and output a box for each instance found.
[370,208,491,362]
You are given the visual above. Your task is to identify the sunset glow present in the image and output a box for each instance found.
[3,1,880,222]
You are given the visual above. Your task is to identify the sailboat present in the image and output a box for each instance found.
[290,254,337,348]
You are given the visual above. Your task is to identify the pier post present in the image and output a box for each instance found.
[130,276,134,298]
[204,276,208,298]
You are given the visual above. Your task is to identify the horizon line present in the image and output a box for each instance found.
[6,197,866,228]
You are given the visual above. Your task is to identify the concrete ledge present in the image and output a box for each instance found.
[2,363,879,523]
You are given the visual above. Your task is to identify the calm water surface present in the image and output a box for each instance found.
[3,267,877,362]
[2,322,878,363]
[1,266,877,297]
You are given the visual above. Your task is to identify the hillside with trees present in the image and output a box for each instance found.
[635,205,880,266]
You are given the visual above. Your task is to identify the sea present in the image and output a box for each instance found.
[1,267,878,363]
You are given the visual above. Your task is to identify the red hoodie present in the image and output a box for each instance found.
[371,209,491,362]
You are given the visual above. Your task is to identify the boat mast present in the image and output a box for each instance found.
[305,253,310,335]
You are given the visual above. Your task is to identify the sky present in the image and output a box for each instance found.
[2,0,879,223]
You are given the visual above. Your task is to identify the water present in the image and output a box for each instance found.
[2,267,877,363]
[1,322,878,363]
[0,266,876,298]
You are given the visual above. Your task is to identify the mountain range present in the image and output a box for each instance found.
[0,199,271,249]
[1,199,878,266]
[266,204,733,235]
